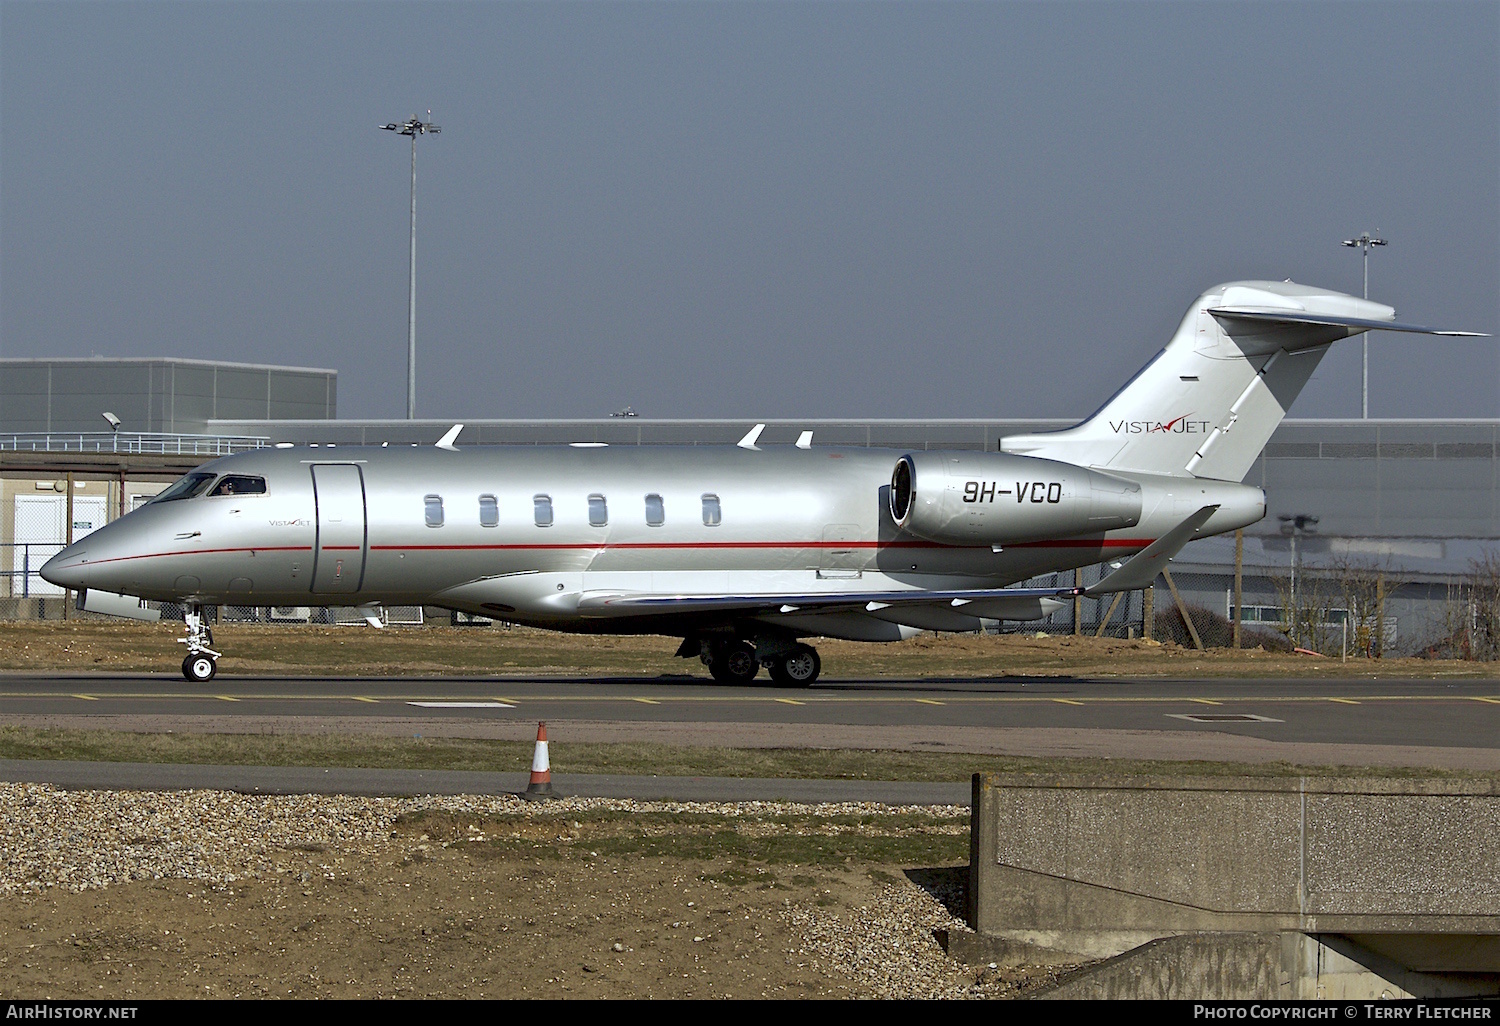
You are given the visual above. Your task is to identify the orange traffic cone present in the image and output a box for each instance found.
[522,721,557,801]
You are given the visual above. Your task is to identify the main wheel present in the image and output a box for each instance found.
[768,644,821,687]
[708,642,760,685]
[182,653,217,683]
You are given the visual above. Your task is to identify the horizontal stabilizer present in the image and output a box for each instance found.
[1084,505,1218,596]
[1208,308,1487,338]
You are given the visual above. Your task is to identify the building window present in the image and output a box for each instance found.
[479,494,498,528]
[701,494,721,527]
[533,495,553,528]
[589,494,608,527]
[645,493,665,527]
[424,495,444,528]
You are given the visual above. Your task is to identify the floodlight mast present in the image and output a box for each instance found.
[1341,231,1387,419]
[379,113,441,419]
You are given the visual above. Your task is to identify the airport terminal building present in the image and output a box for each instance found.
[3,357,1497,654]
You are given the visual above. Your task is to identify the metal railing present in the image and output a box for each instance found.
[2,542,64,598]
[0,432,268,456]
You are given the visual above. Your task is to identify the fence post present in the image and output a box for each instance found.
[1162,569,1205,651]
[1232,529,1244,649]
[1095,591,1125,638]
[1142,584,1153,641]
[1375,574,1386,660]
[62,473,74,620]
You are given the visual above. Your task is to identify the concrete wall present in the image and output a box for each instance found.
[1024,932,1499,1000]
[968,773,1500,973]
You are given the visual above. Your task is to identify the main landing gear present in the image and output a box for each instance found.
[178,604,221,683]
[694,637,822,687]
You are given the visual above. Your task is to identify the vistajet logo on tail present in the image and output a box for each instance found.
[1110,414,1211,435]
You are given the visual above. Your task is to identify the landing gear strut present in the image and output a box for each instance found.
[178,604,221,683]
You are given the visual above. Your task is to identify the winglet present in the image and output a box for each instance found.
[436,424,463,451]
[1084,504,1219,595]
[795,430,813,449]
[737,423,765,450]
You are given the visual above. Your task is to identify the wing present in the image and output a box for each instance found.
[574,505,1220,620]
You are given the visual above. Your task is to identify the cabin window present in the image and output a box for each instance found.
[533,494,553,527]
[151,472,216,503]
[701,494,721,527]
[209,475,267,497]
[424,494,444,528]
[589,494,608,527]
[479,494,498,528]
[645,493,665,527]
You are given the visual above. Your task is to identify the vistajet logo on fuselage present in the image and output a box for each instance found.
[1109,414,1212,435]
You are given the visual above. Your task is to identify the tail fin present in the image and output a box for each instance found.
[1001,280,1482,481]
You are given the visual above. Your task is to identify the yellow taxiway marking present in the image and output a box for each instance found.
[215,695,240,702]
[1327,698,1361,705]
[1188,698,1222,705]
[1470,696,1500,704]
[1052,698,1085,706]
[632,698,661,705]
[71,694,97,701]
[351,696,379,703]
[913,698,945,706]
[774,698,806,706]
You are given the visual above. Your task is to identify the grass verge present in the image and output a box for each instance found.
[394,807,972,867]
[1,726,1494,781]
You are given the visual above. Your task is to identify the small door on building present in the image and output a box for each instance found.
[311,464,366,594]
[10,494,108,597]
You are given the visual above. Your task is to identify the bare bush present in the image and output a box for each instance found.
[1154,604,1292,652]
[1425,552,1500,661]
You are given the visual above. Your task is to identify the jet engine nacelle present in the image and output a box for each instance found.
[889,451,1143,546]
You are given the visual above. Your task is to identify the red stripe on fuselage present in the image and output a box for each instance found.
[60,537,1155,570]
[367,538,1155,552]
[62,545,314,568]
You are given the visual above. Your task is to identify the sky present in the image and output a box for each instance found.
[2,1,1496,423]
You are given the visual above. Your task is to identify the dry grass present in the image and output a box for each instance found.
[0,619,1494,680]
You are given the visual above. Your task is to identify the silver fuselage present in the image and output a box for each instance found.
[41,444,1264,638]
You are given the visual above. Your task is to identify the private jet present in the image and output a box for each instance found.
[41,280,1482,683]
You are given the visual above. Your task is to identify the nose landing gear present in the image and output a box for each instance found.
[178,605,221,683]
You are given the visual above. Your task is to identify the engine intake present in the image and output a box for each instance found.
[890,451,1142,546]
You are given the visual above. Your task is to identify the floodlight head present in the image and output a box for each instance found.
[101,411,121,431]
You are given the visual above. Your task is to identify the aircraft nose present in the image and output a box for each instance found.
[39,541,90,590]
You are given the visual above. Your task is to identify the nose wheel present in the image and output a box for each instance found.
[177,604,222,683]
[182,653,218,683]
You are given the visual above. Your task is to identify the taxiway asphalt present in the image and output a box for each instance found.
[2,673,1498,780]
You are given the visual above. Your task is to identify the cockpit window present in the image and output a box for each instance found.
[209,475,267,497]
[151,472,216,503]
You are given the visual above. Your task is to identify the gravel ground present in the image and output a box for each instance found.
[0,782,1058,999]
